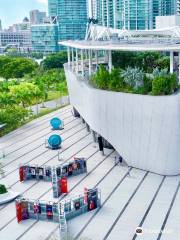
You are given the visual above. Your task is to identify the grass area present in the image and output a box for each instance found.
[47,91,61,101]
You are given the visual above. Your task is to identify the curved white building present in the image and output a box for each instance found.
[60,25,180,176]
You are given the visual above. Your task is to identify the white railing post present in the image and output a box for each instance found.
[81,49,84,77]
[76,48,79,74]
[71,48,74,71]
[108,50,112,73]
[67,47,71,67]
[179,52,180,84]
[170,51,174,74]
[89,49,92,76]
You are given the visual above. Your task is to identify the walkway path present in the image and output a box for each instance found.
[30,96,69,115]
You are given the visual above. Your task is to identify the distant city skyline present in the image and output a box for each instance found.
[0,0,48,29]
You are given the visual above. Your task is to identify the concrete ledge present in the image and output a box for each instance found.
[0,191,20,205]
[65,67,180,175]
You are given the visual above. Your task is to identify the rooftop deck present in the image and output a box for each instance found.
[0,105,179,240]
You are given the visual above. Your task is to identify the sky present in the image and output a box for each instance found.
[0,0,48,29]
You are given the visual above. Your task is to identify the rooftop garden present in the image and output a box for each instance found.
[90,52,179,96]
[0,52,68,136]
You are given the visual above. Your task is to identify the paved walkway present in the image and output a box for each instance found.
[0,105,179,240]
[30,96,69,115]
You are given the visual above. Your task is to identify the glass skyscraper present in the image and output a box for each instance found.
[31,24,59,53]
[48,0,88,41]
[94,0,176,30]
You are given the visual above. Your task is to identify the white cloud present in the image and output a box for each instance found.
[36,0,48,5]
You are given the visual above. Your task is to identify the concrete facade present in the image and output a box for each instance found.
[65,65,180,176]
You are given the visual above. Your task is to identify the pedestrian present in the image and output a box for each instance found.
[119,156,123,164]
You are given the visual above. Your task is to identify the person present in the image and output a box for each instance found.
[119,156,123,164]
[114,156,123,166]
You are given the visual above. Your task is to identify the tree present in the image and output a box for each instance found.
[9,82,42,107]
[41,52,67,70]
[0,57,38,79]
[0,92,16,108]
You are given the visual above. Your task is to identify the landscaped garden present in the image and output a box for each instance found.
[91,51,179,95]
[0,52,68,136]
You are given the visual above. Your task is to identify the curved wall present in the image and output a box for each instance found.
[65,66,180,175]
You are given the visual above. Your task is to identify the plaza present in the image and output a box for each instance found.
[0,105,179,240]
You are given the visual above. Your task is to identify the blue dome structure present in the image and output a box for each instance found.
[50,117,63,130]
[48,135,62,149]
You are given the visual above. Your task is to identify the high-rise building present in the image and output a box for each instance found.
[176,0,180,14]
[0,31,31,52]
[31,23,59,53]
[0,19,2,31]
[92,0,176,30]
[48,0,88,42]
[30,10,46,25]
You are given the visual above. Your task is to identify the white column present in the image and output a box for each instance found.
[76,48,78,73]
[67,47,71,67]
[71,48,74,71]
[108,50,112,73]
[95,50,98,69]
[170,51,174,74]
[81,49,84,76]
[179,52,180,84]
[88,49,92,76]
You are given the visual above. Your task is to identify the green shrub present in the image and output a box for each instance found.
[0,184,7,194]
[91,65,109,90]
[152,73,177,95]
[108,68,125,91]
[0,106,29,136]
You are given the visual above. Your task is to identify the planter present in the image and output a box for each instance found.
[65,67,180,175]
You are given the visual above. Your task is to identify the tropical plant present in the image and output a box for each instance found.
[91,65,109,90]
[152,68,169,78]
[121,67,144,90]
[156,56,170,70]
[108,68,125,91]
